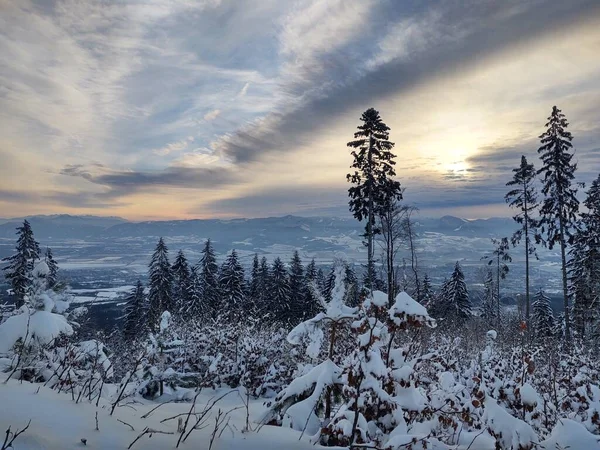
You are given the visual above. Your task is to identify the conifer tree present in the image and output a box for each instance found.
[2,220,41,307]
[537,106,579,340]
[304,258,320,318]
[123,280,146,341]
[269,257,290,324]
[421,274,433,306]
[569,174,600,338]
[257,256,270,316]
[288,251,305,324]
[347,108,402,288]
[249,254,261,303]
[343,264,360,307]
[187,266,203,318]
[480,269,498,328]
[148,237,173,329]
[172,250,191,315]
[316,268,326,301]
[197,239,220,320]
[532,289,555,340]
[506,155,539,324]
[44,247,59,290]
[436,262,471,325]
[482,237,511,326]
[219,249,246,321]
[324,265,336,302]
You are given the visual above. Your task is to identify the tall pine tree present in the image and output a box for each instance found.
[269,257,290,324]
[532,289,555,340]
[537,106,579,341]
[569,174,600,339]
[436,262,471,325]
[347,108,402,289]
[172,250,192,315]
[506,155,539,325]
[197,239,220,320]
[148,237,173,329]
[482,237,511,326]
[219,250,246,321]
[123,280,147,341]
[2,220,41,307]
[288,251,305,324]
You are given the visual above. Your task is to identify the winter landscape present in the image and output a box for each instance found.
[2,1,600,449]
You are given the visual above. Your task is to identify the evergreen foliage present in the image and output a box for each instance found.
[537,106,579,340]
[347,108,402,287]
[2,220,41,308]
[123,280,146,341]
[148,237,173,329]
[197,239,220,320]
[532,289,555,340]
[506,155,539,323]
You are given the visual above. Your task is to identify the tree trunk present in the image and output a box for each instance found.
[367,135,374,292]
[558,215,571,341]
[497,254,501,328]
[325,322,338,420]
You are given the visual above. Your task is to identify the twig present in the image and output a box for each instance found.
[1,420,31,450]
[117,419,135,431]
[141,399,174,419]
[127,427,174,449]
[95,411,99,431]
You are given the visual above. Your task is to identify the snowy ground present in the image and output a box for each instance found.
[0,380,330,450]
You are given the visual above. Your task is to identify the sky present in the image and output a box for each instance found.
[0,0,599,221]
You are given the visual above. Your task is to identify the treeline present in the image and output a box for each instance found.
[122,239,363,339]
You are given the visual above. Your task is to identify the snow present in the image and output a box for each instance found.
[389,291,436,327]
[519,383,538,407]
[0,309,73,353]
[0,380,334,450]
[539,418,600,449]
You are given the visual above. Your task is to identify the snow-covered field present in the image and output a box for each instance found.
[0,381,326,450]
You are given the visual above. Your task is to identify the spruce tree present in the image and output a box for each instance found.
[316,268,326,301]
[148,237,173,329]
[569,174,600,338]
[187,266,203,319]
[532,289,555,340]
[256,256,270,316]
[247,254,261,316]
[288,251,305,324]
[304,258,320,318]
[2,220,41,307]
[44,247,59,290]
[172,250,191,315]
[506,155,539,325]
[123,280,146,341]
[437,262,471,325]
[537,106,579,341]
[324,266,336,302]
[269,257,290,324]
[219,249,246,321]
[347,108,402,288]
[421,274,433,306]
[197,239,220,320]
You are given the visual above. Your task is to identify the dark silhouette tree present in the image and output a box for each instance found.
[347,108,402,290]
[123,280,147,341]
[537,106,580,341]
[2,220,41,307]
[148,237,173,329]
[506,155,539,326]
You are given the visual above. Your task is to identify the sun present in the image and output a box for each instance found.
[446,160,470,174]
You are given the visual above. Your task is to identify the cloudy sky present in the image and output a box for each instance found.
[1,0,599,220]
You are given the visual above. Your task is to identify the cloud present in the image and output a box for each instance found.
[203,109,221,121]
